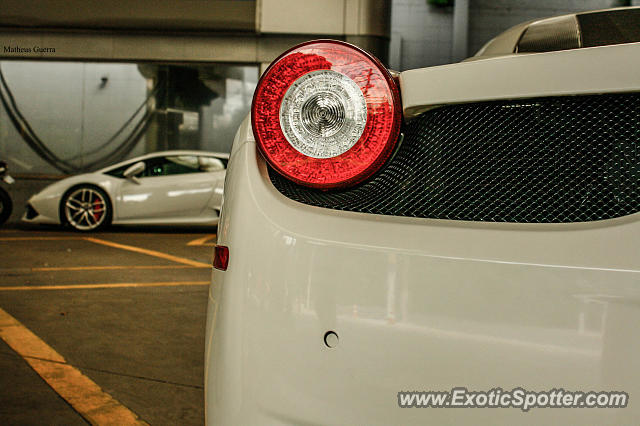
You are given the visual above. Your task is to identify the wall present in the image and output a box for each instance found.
[0,0,256,32]
[0,62,147,175]
[0,61,258,176]
[390,0,618,70]
[390,0,453,70]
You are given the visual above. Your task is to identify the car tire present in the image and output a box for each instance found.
[0,187,12,226]
[60,185,112,232]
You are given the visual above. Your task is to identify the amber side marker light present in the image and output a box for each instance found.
[213,245,229,271]
[251,39,402,190]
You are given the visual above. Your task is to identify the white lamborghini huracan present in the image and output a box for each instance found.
[23,150,228,231]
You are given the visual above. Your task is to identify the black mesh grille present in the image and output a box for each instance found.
[269,93,640,223]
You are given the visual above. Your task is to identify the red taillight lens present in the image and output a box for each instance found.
[252,40,401,190]
[213,245,229,271]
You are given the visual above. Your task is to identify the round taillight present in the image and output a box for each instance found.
[252,40,401,190]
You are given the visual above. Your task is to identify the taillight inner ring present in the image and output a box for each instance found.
[252,40,401,190]
[281,69,367,159]
[300,91,346,138]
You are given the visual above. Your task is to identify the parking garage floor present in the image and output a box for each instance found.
[0,224,215,425]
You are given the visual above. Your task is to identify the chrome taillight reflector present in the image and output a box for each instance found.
[252,40,401,190]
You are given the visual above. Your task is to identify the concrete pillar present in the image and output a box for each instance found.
[452,0,469,62]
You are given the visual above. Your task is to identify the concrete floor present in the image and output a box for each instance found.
[0,223,215,425]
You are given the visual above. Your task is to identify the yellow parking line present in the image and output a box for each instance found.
[187,234,217,246]
[84,237,210,268]
[0,281,209,291]
[0,237,83,241]
[33,265,207,272]
[0,307,148,425]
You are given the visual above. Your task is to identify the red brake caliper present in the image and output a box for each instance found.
[93,199,103,221]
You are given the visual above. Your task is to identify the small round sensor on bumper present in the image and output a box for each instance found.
[324,331,339,348]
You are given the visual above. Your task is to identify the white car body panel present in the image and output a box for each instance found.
[23,150,226,227]
[116,173,220,222]
[401,41,640,118]
[206,38,640,425]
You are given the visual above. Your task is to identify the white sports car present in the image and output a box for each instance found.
[206,8,639,426]
[23,150,228,231]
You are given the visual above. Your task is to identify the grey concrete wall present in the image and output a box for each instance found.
[0,61,258,176]
[390,0,454,69]
[0,61,147,175]
[390,0,617,70]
